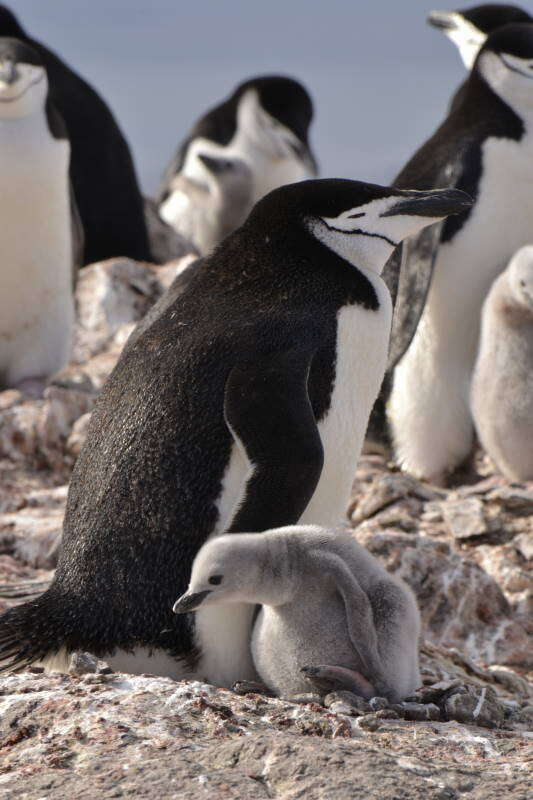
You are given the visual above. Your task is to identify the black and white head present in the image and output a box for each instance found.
[232,75,317,173]
[473,23,533,116]
[172,533,282,613]
[0,37,47,120]
[246,179,472,276]
[428,4,531,68]
[508,245,533,308]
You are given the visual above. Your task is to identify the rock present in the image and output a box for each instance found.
[369,696,389,711]
[74,258,164,359]
[354,714,382,731]
[487,486,533,510]
[397,702,442,721]
[323,691,370,713]
[66,411,92,457]
[0,390,23,411]
[443,686,506,729]
[353,529,531,667]
[442,498,488,539]
[328,700,358,716]
[405,679,464,704]
[69,651,98,675]
[513,532,533,562]
[289,693,323,706]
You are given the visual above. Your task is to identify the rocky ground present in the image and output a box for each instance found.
[0,258,531,799]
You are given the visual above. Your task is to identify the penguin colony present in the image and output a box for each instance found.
[0,4,531,701]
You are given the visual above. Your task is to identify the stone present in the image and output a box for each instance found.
[69,651,98,675]
[369,696,389,711]
[354,714,382,731]
[513,532,533,562]
[397,702,441,721]
[443,686,506,729]
[323,691,370,713]
[404,680,464,704]
[353,529,531,667]
[289,693,323,706]
[442,497,488,539]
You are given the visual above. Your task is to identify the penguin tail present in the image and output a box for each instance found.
[0,590,69,672]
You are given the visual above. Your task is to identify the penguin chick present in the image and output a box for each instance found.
[428,4,531,69]
[471,245,533,480]
[0,37,76,390]
[159,154,253,254]
[174,526,421,702]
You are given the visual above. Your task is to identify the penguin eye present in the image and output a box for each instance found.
[209,574,223,585]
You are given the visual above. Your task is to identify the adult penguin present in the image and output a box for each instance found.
[377,24,533,483]
[0,36,81,391]
[157,75,317,213]
[0,4,151,264]
[0,179,469,685]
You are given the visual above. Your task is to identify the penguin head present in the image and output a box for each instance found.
[428,4,531,68]
[246,179,472,275]
[0,6,25,38]
[475,23,533,113]
[508,245,533,308]
[172,533,283,613]
[233,76,317,174]
[0,37,47,119]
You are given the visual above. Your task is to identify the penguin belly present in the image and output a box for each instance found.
[302,287,392,526]
[0,128,73,386]
[390,132,533,481]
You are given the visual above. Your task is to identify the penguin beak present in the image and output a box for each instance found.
[427,10,458,32]
[380,188,473,219]
[198,154,226,175]
[172,589,211,614]
[0,58,19,86]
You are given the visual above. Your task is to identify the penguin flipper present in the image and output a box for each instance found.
[384,220,444,370]
[70,180,84,286]
[224,348,324,533]
[313,550,389,696]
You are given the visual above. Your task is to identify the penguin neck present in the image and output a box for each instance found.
[461,65,527,136]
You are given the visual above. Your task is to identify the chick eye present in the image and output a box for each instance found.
[209,574,223,585]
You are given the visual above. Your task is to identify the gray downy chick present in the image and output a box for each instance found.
[159,153,253,255]
[174,525,421,701]
[471,245,533,481]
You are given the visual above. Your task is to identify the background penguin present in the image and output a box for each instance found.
[159,153,253,254]
[470,245,533,481]
[0,4,152,265]
[173,526,421,702]
[428,4,532,69]
[157,75,317,213]
[375,23,533,484]
[0,179,469,685]
[0,37,79,392]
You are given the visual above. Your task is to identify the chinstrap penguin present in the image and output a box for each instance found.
[157,75,317,211]
[0,37,78,391]
[159,153,253,254]
[471,245,533,480]
[378,23,533,483]
[0,4,151,265]
[0,179,469,685]
[428,4,532,69]
[173,526,421,702]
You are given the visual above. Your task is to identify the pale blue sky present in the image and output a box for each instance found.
[14,0,465,192]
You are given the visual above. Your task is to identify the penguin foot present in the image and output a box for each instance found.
[301,664,376,699]
[232,679,275,697]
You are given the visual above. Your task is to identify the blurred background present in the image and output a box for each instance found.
[15,0,464,192]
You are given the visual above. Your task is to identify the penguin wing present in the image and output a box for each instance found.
[317,551,387,688]
[383,221,444,369]
[224,347,324,532]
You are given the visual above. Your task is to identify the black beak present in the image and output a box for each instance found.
[0,58,19,86]
[172,589,211,614]
[381,188,473,219]
[427,10,458,32]
[198,154,227,175]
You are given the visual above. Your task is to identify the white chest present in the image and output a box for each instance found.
[301,291,392,526]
